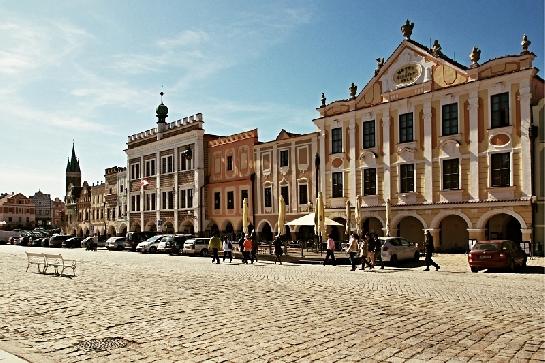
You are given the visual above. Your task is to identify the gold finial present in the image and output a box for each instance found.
[401,19,414,40]
[521,34,531,54]
[431,40,442,56]
[321,92,326,107]
[469,46,481,68]
[349,82,357,99]
[374,57,385,76]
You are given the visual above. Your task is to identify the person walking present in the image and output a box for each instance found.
[223,236,233,263]
[359,233,371,270]
[424,231,440,271]
[273,237,283,264]
[209,234,222,264]
[346,233,359,271]
[238,234,246,263]
[243,234,253,264]
[323,233,336,266]
[371,233,384,269]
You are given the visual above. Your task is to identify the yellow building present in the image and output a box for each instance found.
[314,21,543,252]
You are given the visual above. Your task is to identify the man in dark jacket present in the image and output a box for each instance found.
[238,234,246,263]
[424,231,440,271]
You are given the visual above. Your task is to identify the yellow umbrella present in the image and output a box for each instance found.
[345,199,351,237]
[318,192,326,238]
[276,195,286,237]
[354,195,361,236]
[242,197,249,234]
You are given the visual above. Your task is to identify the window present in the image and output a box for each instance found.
[491,92,509,128]
[298,184,308,205]
[442,159,459,190]
[180,153,192,171]
[214,192,221,210]
[131,195,140,211]
[264,187,272,208]
[187,189,193,208]
[331,127,342,154]
[332,172,343,198]
[491,153,510,187]
[161,155,174,174]
[145,159,156,177]
[227,191,234,209]
[145,193,156,211]
[363,168,376,196]
[279,150,289,167]
[226,155,233,171]
[161,191,174,209]
[442,103,458,136]
[130,163,140,180]
[362,120,375,149]
[240,190,248,208]
[180,190,186,209]
[400,164,414,193]
[399,112,413,143]
[280,185,289,205]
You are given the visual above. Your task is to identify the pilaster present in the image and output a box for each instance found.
[155,151,161,231]
[291,141,297,213]
[468,91,479,200]
[423,99,433,203]
[174,149,178,233]
[349,116,357,206]
[381,109,391,201]
[519,81,532,197]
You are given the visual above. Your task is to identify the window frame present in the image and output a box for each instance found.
[363,168,377,196]
[332,171,343,198]
[264,186,272,208]
[399,112,414,143]
[362,120,376,149]
[145,159,156,177]
[280,185,289,206]
[298,183,308,205]
[240,189,248,208]
[161,155,174,174]
[491,92,510,129]
[214,192,221,210]
[441,103,458,136]
[130,163,140,180]
[226,155,233,171]
[442,158,460,190]
[490,152,510,187]
[227,191,234,210]
[331,127,343,154]
[279,150,289,168]
[400,164,415,193]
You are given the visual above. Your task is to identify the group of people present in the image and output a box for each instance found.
[206,229,440,272]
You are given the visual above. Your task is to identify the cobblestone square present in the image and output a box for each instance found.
[0,246,544,362]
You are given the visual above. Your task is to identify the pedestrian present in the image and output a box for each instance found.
[251,233,258,263]
[346,233,359,271]
[274,237,283,264]
[209,233,222,264]
[243,234,253,264]
[323,233,336,266]
[424,231,440,271]
[92,233,98,251]
[359,233,371,270]
[238,234,246,263]
[371,233,384,269]
[223,236,233,263]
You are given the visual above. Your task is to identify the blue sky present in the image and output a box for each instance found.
[0,0,543,200]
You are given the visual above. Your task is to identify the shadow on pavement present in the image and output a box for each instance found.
[482,265,544,274]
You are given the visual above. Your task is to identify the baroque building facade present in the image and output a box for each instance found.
[0,193,36,229]
[31,191,51,227]
[313,22,543,252]
[126,95,211,234]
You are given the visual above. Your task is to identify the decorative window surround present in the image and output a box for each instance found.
[488,84,512,129]
[397,192,417,205]
[439,189,463,203]
[486,186,516,201]
[361,195,379,207]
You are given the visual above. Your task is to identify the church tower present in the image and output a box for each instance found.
[65,142,81,193]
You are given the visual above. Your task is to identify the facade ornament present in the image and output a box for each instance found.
[374,57,385,76]
[320,92,326,107]
[431,40,442,56]
[349,82,357,99]
[401,19,414,40]
[521,34,531,54]
[469,46,481,68]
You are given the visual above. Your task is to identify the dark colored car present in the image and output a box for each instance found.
[126,231,158,251]
[468,240,527,273]
[49,235,71,248]
[157,234,193,255]
[63,237,82,248]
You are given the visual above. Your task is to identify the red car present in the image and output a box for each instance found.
[468,240,527,273]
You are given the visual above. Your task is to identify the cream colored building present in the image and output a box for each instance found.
[314,22,543,252]
[254,130,319,241]
[533,99,544,254]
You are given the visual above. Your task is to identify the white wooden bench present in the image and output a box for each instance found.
[25,252,46,273]
[43,253,77,276]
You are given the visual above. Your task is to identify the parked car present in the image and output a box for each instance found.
[157,234,193,255]
[106,237,127,251]
[126,231,158,251]
[468,240,527,273]
[31,237,44,247]
[378,237,420,265]
[183,238,211,256]
[49,235,71,248]
[136,235,165,253]
[0,230,21,244]
[63,237,82,248]
[81,236,94,248]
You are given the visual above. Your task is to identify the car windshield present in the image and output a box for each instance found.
[185,239,196,244]
[473,243,499,251]
[145,235,163,243]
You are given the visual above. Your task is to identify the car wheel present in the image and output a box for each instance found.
[149,247,157,254]
[470,267,479,273]
[390,255,398,266]
[200,249,208,257]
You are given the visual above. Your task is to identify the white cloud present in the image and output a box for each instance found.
[157,30,209,49]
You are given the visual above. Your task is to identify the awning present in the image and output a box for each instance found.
[286,212,342,226]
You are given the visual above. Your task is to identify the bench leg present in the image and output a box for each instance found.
[26,263,30,272]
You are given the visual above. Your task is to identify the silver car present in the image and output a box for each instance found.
[106,237,126,251]
[136,235,165,253]
[379,237,420,265]
[182,238,210,256]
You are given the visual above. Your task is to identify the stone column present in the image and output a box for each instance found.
[382,109,391,202]
[519,81,532,197]
[468,92,479,200]
[349,116,357,205]
[423,99,433,203]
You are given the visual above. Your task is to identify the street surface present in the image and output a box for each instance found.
[0,245,544,362]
